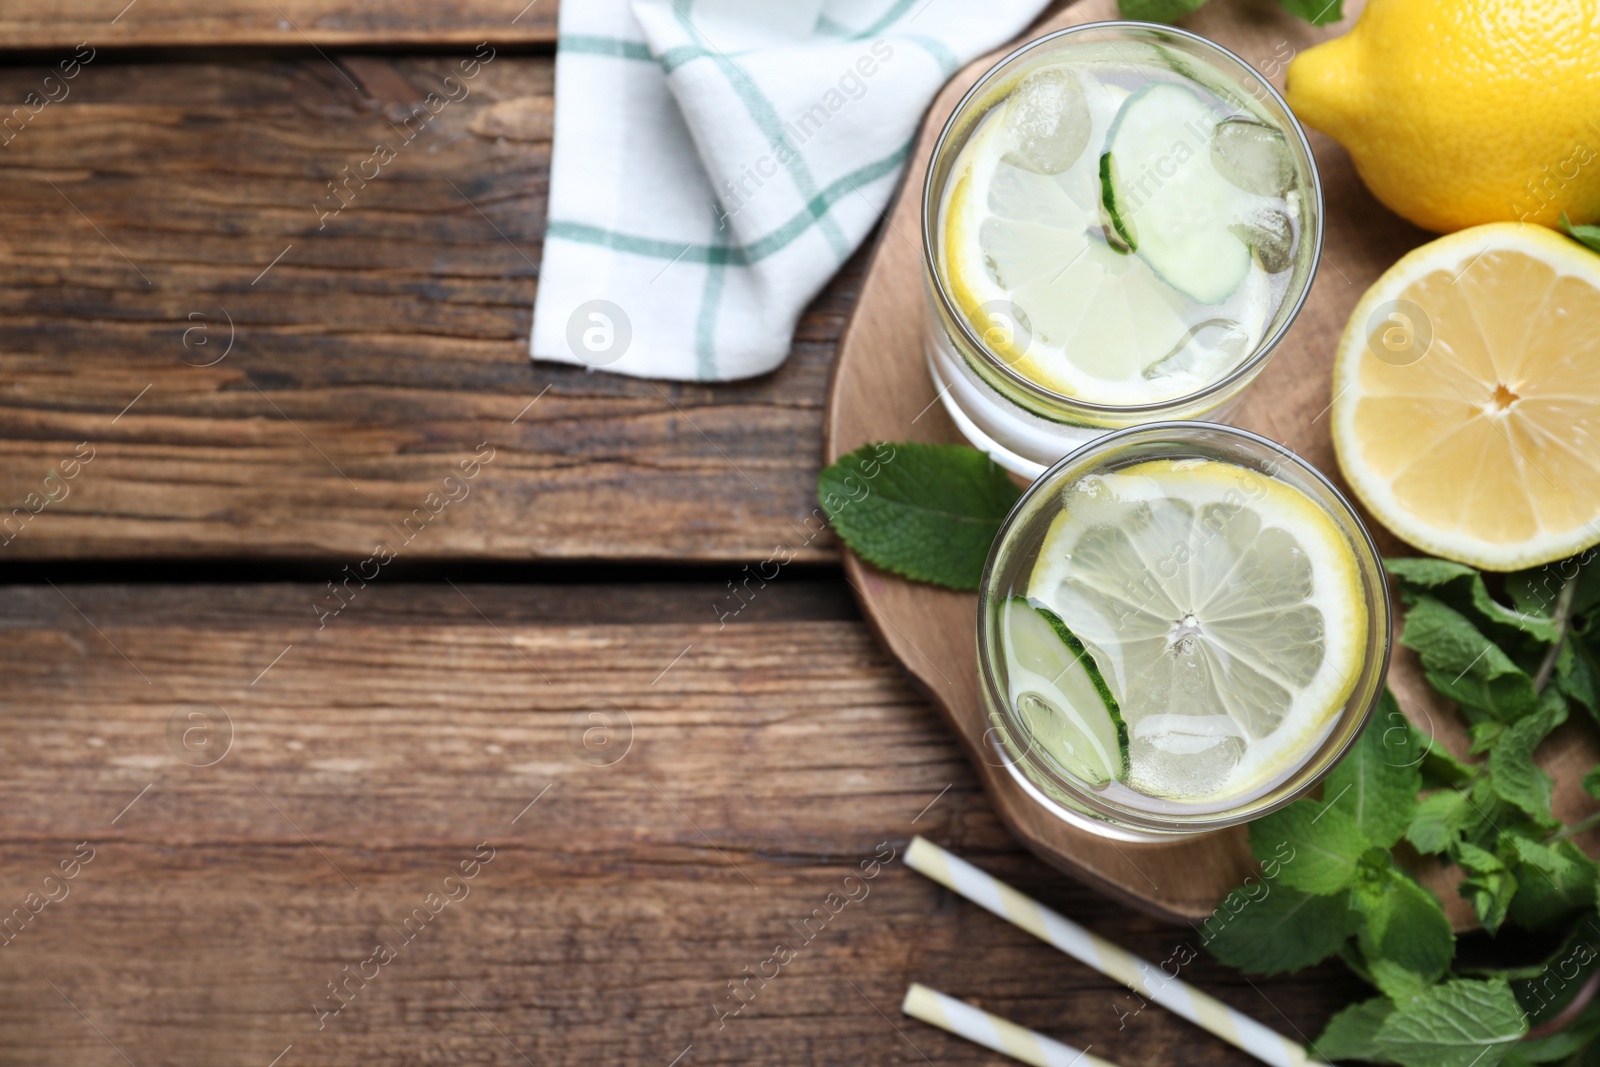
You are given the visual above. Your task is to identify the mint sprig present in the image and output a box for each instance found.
[1117,0,1342,27]
[1204,552,1600,1066]
[817,442,1020,591]
[1562,212,1600,255]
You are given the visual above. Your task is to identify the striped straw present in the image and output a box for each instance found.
[902,983,1122,1067]
[905,836,1328,1067]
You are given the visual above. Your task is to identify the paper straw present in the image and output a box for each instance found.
[902,983,1122,1067]
[905,836,1328,1067]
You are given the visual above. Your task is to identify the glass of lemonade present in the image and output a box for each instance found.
[978,423,1390,841]
[923,23,1324,478]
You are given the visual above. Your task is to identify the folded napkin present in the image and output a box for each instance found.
[531,0,1054,381]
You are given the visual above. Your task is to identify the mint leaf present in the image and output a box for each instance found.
[1577,558,1600,616]
[1251,799,1370,894]
[1354,866,1454,985]
[1574,563,1600,620]
[1504,835,1598,930]
[1400,596,1537,720]
[1454,841,1516,933]
[1373,978,1527,1067]
[1386,557,1479,588]
[1315,997,1396,1062]
[1558,635,1600,718]
[1469,721,1506,754]
[817,442,1020,591]
[1366,956,1431,1002]
[1324,690,1421,848]
[1460,776,1518,850]
[1562,212,1600,254]
[1276,0,1342,25]
[1412,724,1476,789]
[1205,886,1357,974]
[1407,791,1467,855]
[1507,565,1574,619]
[1585,764,1600,800]
[1117,0,1209,21]
[1387,558,1564,642]
[1489,695,1566,823]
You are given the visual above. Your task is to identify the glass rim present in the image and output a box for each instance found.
[920,20,1327,418]
[975,421,1393,835]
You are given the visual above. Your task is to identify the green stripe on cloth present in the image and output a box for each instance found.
[697,196,730,379]
[545,138,912,267]
[657,44,708,73]
[558,34,655,61]
[695,262,727,380]
[544,222,750,265]
[668,7,852,261]
[905,35,960,77]
[742,138,909,259]
[851,0,922,38]
[814,0,921,39]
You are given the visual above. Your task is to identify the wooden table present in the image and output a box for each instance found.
[0,2,1367,1062]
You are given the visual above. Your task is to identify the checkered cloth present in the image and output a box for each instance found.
[530,0,1053,381]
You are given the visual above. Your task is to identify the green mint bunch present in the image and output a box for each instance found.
[1205,553,1600,1066]
[1117,0,1344,28]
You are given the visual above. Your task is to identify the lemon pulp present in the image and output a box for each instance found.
[1020,458,1367,802]
[1331,223,1600,571]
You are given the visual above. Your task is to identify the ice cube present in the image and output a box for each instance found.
[1142,320,1250,381]
[1210,118,1295,198]
[1002,68,1091,176]
[1229,208,1294,274]
[1130,731,1244,799]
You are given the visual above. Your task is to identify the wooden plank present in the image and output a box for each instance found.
[0,0,557,50]
[0,582,1360,1064]
[0,55,849,563]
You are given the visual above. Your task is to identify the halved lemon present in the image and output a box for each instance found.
[1027,459,1367,801]
[1331,223,1600,571]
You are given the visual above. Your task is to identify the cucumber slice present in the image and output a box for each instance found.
[1101,83,1254,305]
[1099,152,1134,253]
[1002,596,1130,787]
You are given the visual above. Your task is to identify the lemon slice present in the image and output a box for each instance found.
[1027,459,1367,802]
[1331,223,1600,571]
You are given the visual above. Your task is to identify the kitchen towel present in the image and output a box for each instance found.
[531,0,1055,381]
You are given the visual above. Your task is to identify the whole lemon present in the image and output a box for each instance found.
[1285,0,1600,234]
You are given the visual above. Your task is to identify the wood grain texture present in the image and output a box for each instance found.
[0,53,848,563]
[0,0,557,50]
[824,0,1600,925]
[0,582,1364,1066]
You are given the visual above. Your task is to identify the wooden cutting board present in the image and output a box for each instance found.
[823,0,1600,925]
